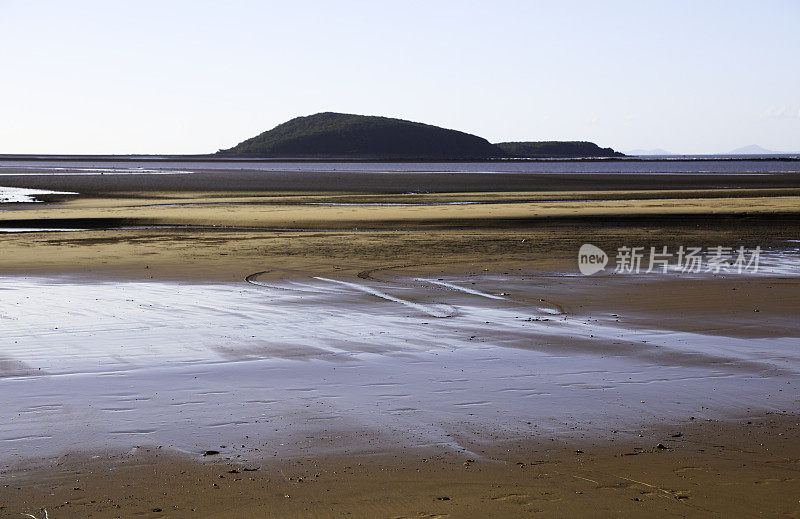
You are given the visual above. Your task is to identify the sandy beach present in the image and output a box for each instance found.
[1,164,799,517]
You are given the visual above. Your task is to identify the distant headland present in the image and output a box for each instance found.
[494,141,624,159]
[216,112,625,159]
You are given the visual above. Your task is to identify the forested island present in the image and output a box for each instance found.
[217,112,624,159]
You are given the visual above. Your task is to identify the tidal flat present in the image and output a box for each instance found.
[1,161,799,517]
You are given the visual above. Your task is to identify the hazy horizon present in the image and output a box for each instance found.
[1,0,798,155]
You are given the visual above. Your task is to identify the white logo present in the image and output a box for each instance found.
[578,243,608,275]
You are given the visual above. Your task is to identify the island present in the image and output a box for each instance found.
[217,112,625,160]
[216,112,502,159]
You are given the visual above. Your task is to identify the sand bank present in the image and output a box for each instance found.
[2,191,800,231]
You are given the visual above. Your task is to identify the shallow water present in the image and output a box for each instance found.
[0,186,77,203]
[620,249,800,278]
[1,273,798,462]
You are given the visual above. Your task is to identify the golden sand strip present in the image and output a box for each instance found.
[3,194,799,229]
[40,187,800,204]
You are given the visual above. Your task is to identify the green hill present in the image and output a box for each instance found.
[494,141,625,158]
[217,112,505,159]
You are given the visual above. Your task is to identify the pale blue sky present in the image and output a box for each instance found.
[1,0,798,154]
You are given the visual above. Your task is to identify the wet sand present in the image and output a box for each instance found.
[1,161,800,194]
[5,415,800,518]
[2,191,800,233]
[2,270,797,455]
[2,268,799,517]
[1,167,800,517]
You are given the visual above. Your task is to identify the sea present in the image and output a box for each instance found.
[0,155,798,203]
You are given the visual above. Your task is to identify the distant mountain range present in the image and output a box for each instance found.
[628,145,796,156]
[726,144,781,155]
[217,112,625,159]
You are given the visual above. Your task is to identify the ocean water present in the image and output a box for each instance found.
[0,157,798,176]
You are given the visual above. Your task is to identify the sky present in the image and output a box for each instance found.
[0,0,798,155]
